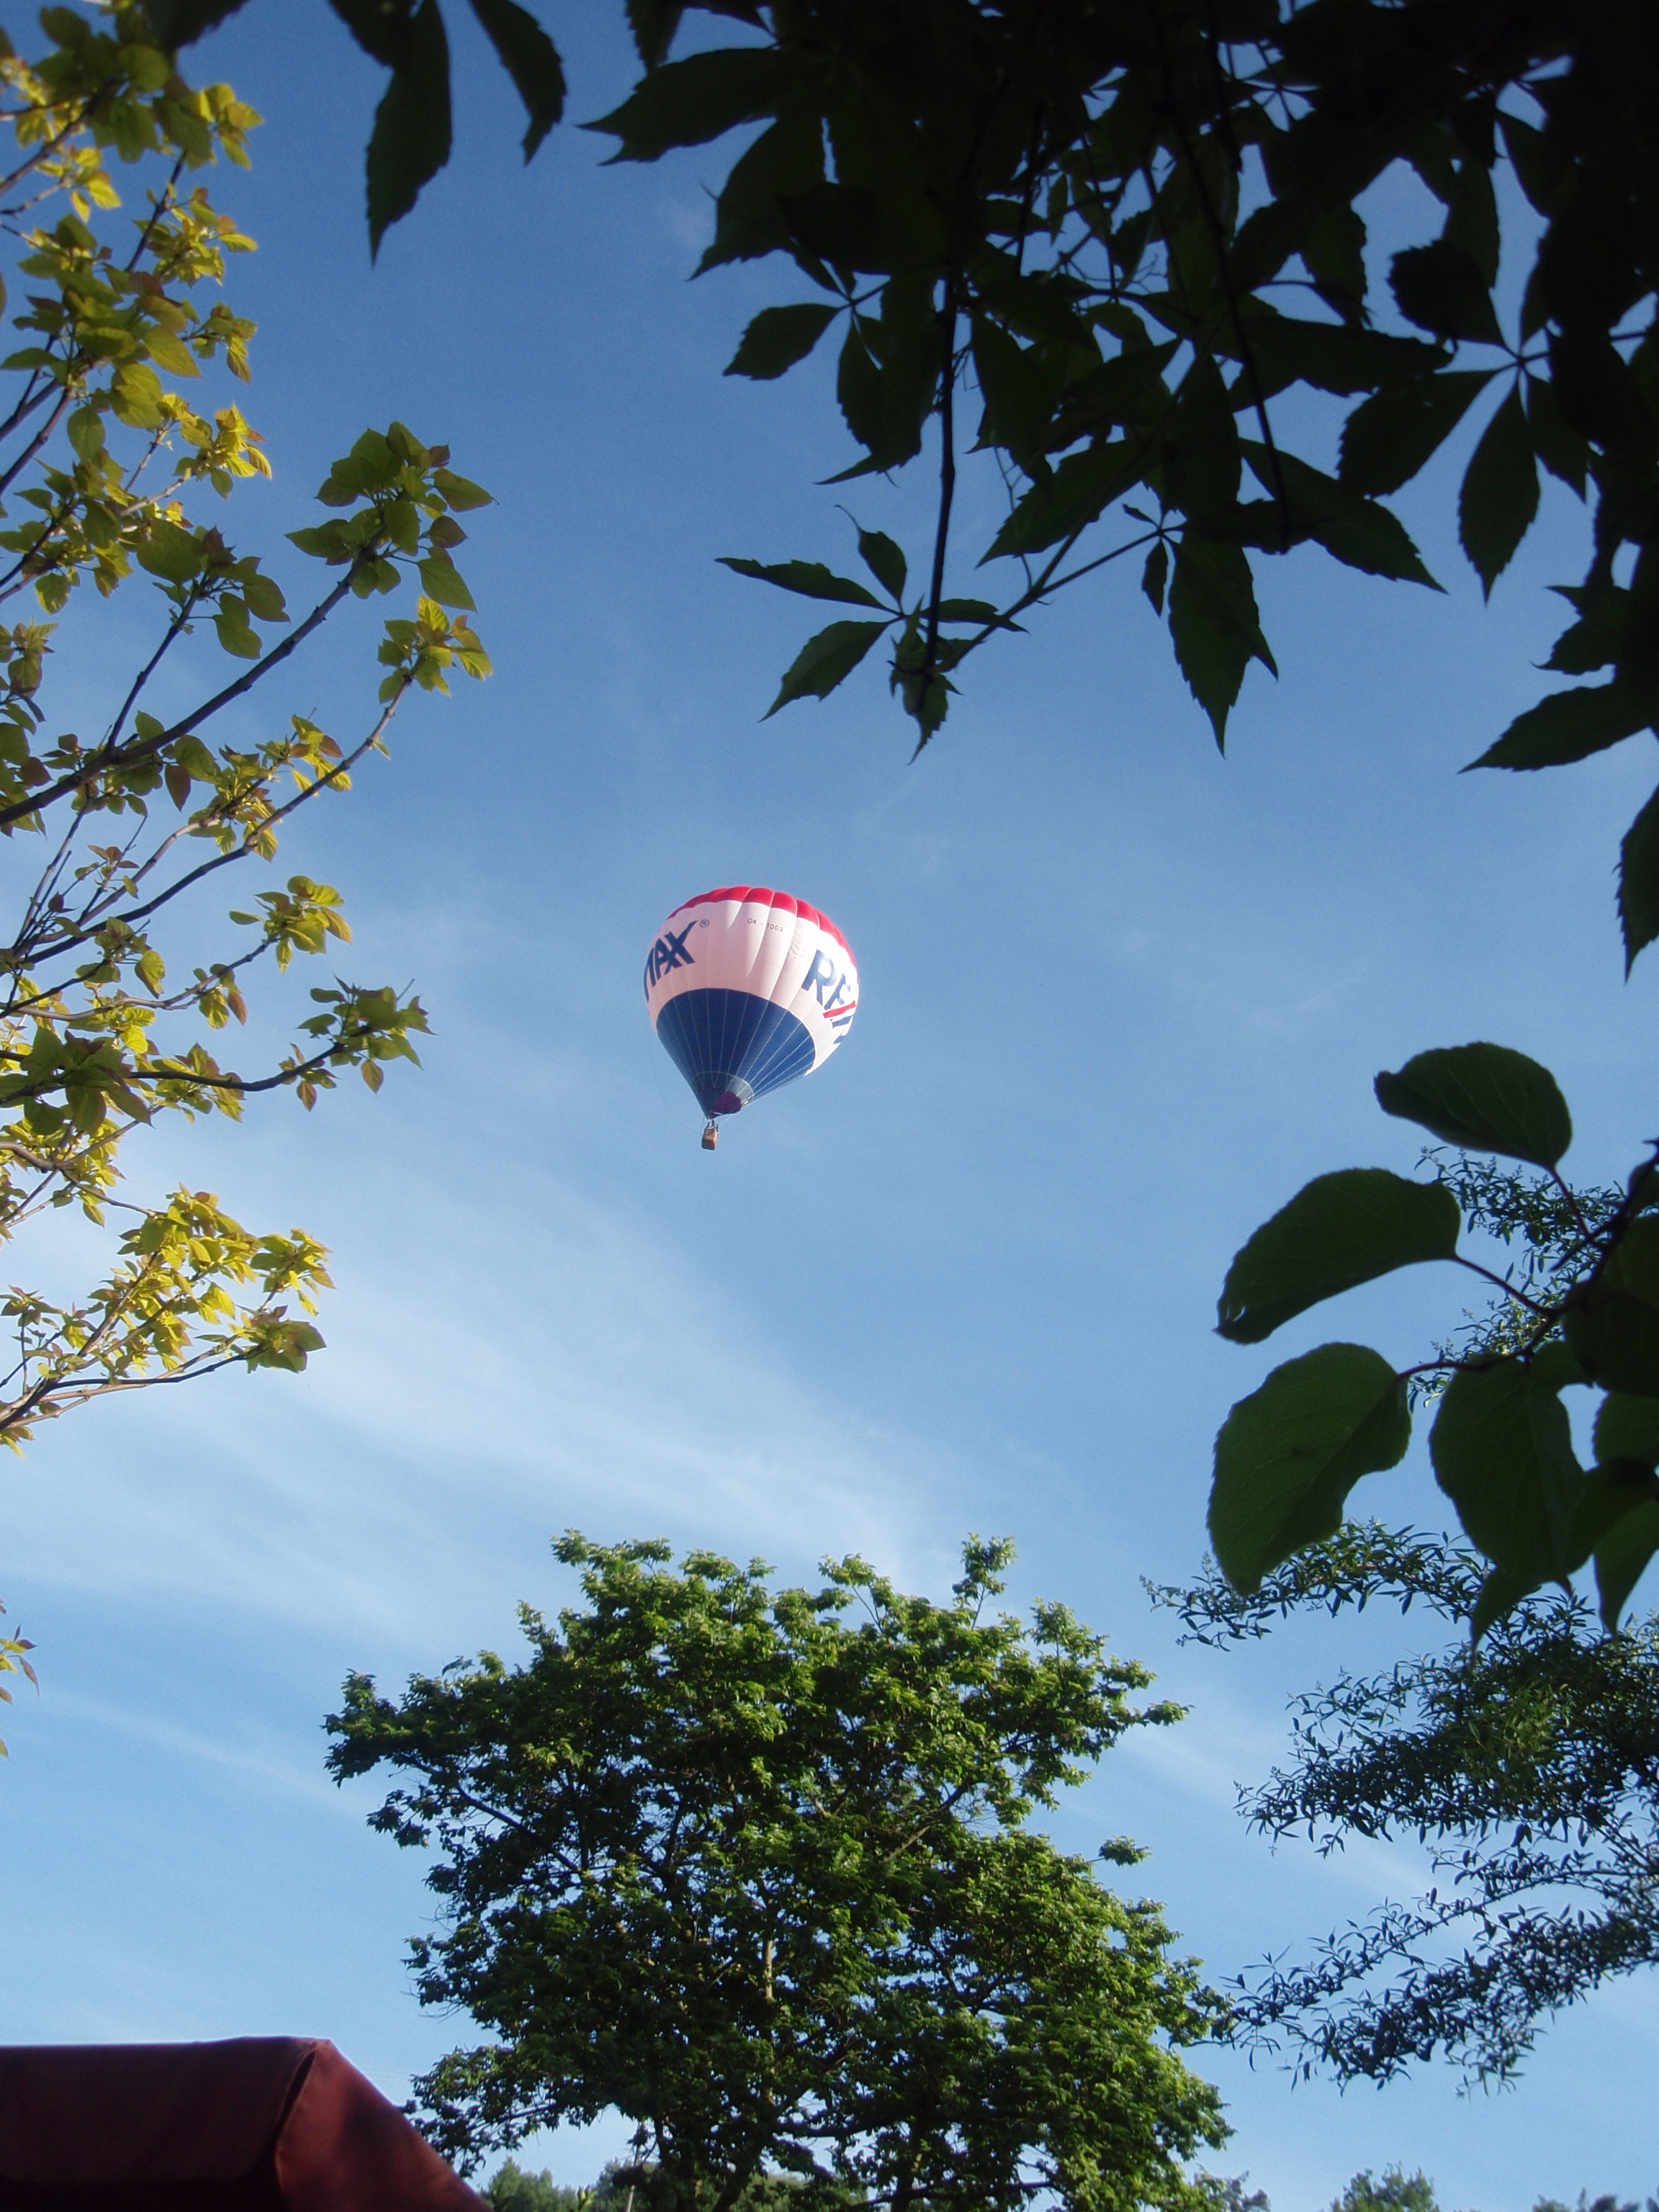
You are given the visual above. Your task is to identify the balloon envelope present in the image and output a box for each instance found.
[644,886,858,1123]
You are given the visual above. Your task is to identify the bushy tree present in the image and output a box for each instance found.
[484,2160,592,2212]
[1331,2171,1437,2212]
[328,1535,1227,2208]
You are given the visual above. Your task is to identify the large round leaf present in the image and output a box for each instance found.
[1217,1169,1460,1344]
[1373,1043,1572,1168]
[1209,1342,1410,1591]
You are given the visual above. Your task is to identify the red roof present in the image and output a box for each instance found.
[0,2038,486,2210]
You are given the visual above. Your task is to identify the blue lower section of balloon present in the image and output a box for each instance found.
[655,989,815,1116]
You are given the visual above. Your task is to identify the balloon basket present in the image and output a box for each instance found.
[701,1121,719,1151]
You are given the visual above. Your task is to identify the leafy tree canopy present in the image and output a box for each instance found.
[328,1534,1227,2208]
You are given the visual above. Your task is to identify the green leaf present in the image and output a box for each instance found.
[1217,1168,1460,1344]
[1389,240,1503,346]
[1565,1221,1659,1397]
[762,619,889,717]
[1141,540,1167,616]
[1431,1357,1583,1581]
[1164,356,1241,520]
[147,0,253,42]
[433,469,491,511]
[984,439,1137,561]
[1227,312,1444,403]
[725,302,837,381]
[586,48,784,163]
[365,0,451,258]
[135,518,204,585]
[1525,373,1588,496]
[1498,109,1567,219]
[1166,533,1276,752]
[1470,1563,1539,1641]
[935,598,1000,624]
[1466,681,1647,772]
[1373,1043,1572,1168]
[719,557,883,608]
[467,0,565,160]
[1208,1343,1409,1592]
[417,554,475,609]
[854,526,905,603]
[66,404,104,461]
[1618,783,1659,973]
[1595,1498,1659,1629]
[142,327,201,378]
[1594,1392,1659,1467]
[213,604,261,660]
[973,318,1057,468]
[1240,444,1440,588]
[1339,370,1495,497]
[1458,385,1539,597]
[109,361,167,430]
[624,0,683,69]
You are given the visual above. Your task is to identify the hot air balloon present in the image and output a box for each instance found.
[644,885,858,1148]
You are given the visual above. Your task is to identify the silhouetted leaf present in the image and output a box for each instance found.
[1141,540,1168,615]
[468,0,565,160]
[1566,1222,1659,1396]
[1339,370,1494,496]
[1218,1169,1460,1344]
[984,439,1137,561]
[1431,1358,1583,1582]
[1241,444,1439,586]
[1594,1393,1659,1467]
[725,302,837,380]
[1467,682,1645,771]
[1228,313,1444,403]
[1619,783,1659,972]
[1596,1498,1659,1629]
[147,0,251,44]
[1459,385,1539,596]
[1167,533,1275,751]
[1209,1344,1409,1591]
[854,526,906,601]
[1390,240,1503,346]
[1373,1043,1572,1168]
[719,557,883,608]
[588,48,785,163]
[763,619,889,716]
[365,0,451,258]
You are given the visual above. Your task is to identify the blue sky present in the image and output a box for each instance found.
[4,6,1657,2206]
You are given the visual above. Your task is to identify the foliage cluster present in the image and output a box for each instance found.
[1159,1522,1659,2084]
[0,6,490,1455]
[329,1536,1226,2208]
[142,1,1659,1633]
[1204,1043,1659,1637]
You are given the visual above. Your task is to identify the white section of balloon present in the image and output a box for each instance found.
[644,886,858,1143]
